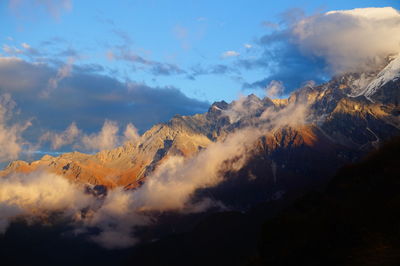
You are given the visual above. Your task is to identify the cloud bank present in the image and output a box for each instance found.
[0,171,92,233]
[291,7,400,74]
[247,6,400,92]
[0,57,209,146]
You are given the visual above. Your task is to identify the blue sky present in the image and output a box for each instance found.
[1,0,398,103]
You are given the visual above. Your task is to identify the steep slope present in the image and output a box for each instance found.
[256,136,400,266]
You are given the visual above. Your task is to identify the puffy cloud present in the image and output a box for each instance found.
[107,34,186,77]
[0,171,93,233]
[123,123,139,142]
[41,121,140,152]
[81,120,120,151]
[291,7,400,74]
[222,50,240,58]
[223,94,264,123]
[245,7,400,93]
[0,94,310,249]
[0,93,31,162]
[265,80,284,98]
[40,122,80,149]
[84,97,310,248]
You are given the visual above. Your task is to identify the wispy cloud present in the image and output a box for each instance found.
[0,94,31,162]
[222,50,240,58]
[41,57,74,98]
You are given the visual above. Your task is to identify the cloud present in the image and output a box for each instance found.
[84,96,310,248]
[41,57,74,98]
[290,7,400,74]
[188,63,238,79]
[222,50,240,58]
[107,30,186,77]
[2,43,42,58]
[244,44,253,49]
[40,122,80,149]
[123,123,139,142]
[0,93,31,162]
[21,43,30,49]
[41,121,139,152]
[110,49,186,76]
[265,80,284,98]
[244,7,400,93]
[223,94,264,123]
[81,120,120,151]
[0,171,93,233]
[0,57,209,143]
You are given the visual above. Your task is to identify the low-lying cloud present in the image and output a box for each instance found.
[41,120,140,152]
[0,91,310,249]
[0,171,93,233]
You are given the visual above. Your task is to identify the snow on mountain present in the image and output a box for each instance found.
[355,54,400,101]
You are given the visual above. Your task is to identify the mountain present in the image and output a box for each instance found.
[254,136,400,266]
[123,135,400,266]
[1,55,400,196]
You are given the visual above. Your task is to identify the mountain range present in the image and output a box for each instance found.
[2,55,399,196]
[0,53,399,266]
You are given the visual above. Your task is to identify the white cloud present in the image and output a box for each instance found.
[123,123,139,143]
[40,122,81,149]
[0,94,311,249]
[0,93,31,163]
[40,120,140,151]
[81,120,120,151]
[0,171,93,233]
[244,44,252,49]
[265,80,284,98]
[83,98,310,248]
[222,50,240,58]
[21,42,31,49]
[291,7,400,73]
[2,44,22,55]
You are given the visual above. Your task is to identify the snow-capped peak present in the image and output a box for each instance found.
[363,54,400,98]
[352,54,400,101]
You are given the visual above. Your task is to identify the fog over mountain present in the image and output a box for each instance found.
[1,4,400,266]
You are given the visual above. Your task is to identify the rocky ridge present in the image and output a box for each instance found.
[1,56,399,190]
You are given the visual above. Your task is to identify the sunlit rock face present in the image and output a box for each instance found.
[1,55,399,189]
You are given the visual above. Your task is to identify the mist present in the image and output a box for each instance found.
[0,95,310,249]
